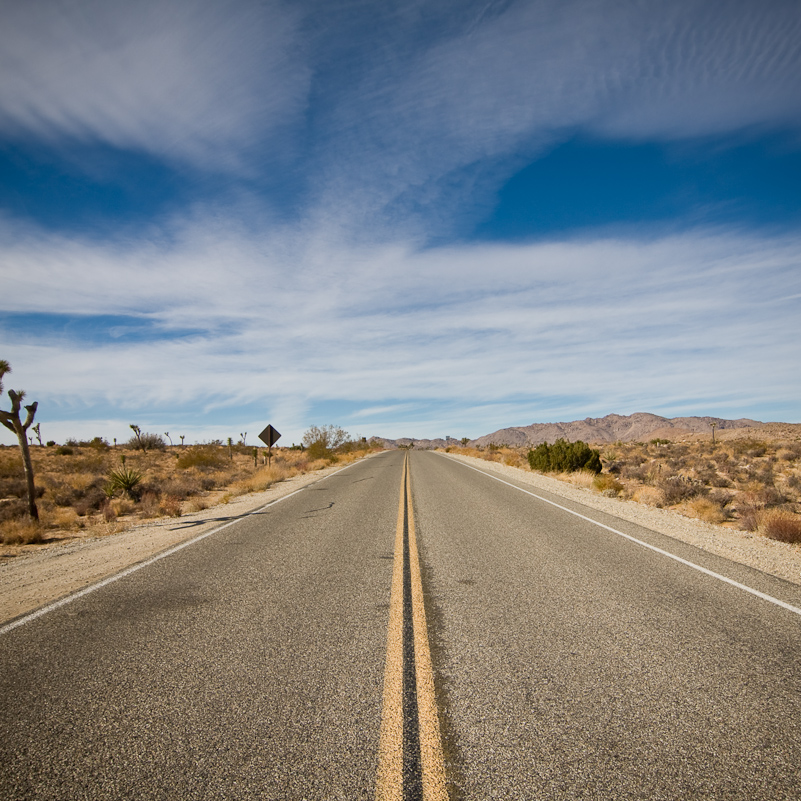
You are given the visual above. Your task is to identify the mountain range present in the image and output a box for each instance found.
[372,413,763,449]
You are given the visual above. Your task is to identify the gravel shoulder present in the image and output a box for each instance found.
[443,452,801,587]
[0,459,366,625]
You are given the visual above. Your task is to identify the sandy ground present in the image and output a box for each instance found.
[0,459,363,626]
[3,449,800,627]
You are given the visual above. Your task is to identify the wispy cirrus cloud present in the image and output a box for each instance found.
[2,215,799,443]
[313,0,801,232]
[0,0,311,171]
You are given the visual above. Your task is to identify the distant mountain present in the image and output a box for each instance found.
[369,436,455,450]
[469,413,762,448]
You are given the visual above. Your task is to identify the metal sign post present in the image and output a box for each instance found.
[258,425,281,467]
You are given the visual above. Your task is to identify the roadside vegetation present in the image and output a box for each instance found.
[442,437,801,545]
[0,428,381,548]
[527,438,602,473]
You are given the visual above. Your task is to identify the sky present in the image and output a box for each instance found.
[1,0,800,447]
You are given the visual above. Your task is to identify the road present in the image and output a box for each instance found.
[1,449,800,799]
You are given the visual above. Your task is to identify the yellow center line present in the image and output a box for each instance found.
[376,454,448,801]
[375,458,406,800]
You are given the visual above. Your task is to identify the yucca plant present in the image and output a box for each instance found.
[106,461,144,500]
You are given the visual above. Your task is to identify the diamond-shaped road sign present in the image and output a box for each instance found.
[258,424,281,448]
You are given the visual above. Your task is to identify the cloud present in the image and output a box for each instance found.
[312,0,801,231]
[2,1,800,445]
[3,1,799,235]
[2,214,799,445]
[0,0,311,171]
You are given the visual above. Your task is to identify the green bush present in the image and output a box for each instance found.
[66,437,109,449]
[126,432,166,452]
[302,424,350,460]
[527,438,602,474]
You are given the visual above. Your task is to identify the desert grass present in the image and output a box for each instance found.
[1,441,382,548]
[684,497,729,524]
[0,518,43,545]
[559,469,596,489]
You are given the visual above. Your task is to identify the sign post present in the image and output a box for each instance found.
[258,424,281,467]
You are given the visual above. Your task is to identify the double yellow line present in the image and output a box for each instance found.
[376,454,448,801]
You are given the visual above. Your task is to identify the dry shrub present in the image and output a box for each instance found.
[501,451,526,469]
[46,479,80,507]
[759,510,801,544]
[621,464,649,482]
[0,497,29,523]
[234,466,283,494]
[560,470,596,489]
[593,473,624,495]
[184,497,208,513]
[739,482,784,508]
[176,446,227,470]
[709,474,733,488]
[0,455,22,478]
[101,500,117,522]
[1,519,43,545]
[632,486,666,507]
[46,507,82,530]
[73,486,108,516]
[159,495,182,517]
[47,474,107,513]
[138,492,161,518]
[658,476,705,505]
[738,505,761,532]
[0,476,28,498]
[454,446,486,460]
[111,498,134,517]
[159,476,201,500]
[686,497,728,524]
[61,452,108,472]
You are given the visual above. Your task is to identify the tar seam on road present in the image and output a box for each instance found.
[376,454,448,801]
[0,459,366,637]
[443,454,801,618]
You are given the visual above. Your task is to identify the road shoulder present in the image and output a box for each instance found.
[441,452,801,587]
[0,458,371,625]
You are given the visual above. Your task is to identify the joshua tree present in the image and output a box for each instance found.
[130,424,147,453]
[164,432,173,446]
[32,423,43,446]
[179,435,185,448]
[240,432,247,446]
[0,360,40,520]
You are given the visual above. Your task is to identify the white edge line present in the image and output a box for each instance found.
[441,454,801,618]
[1,459,365,636]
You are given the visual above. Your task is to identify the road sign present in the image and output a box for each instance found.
[258,425,281,448]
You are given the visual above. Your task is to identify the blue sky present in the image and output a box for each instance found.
[1,0,800,446]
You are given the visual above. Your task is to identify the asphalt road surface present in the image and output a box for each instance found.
[2,450,800,800]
